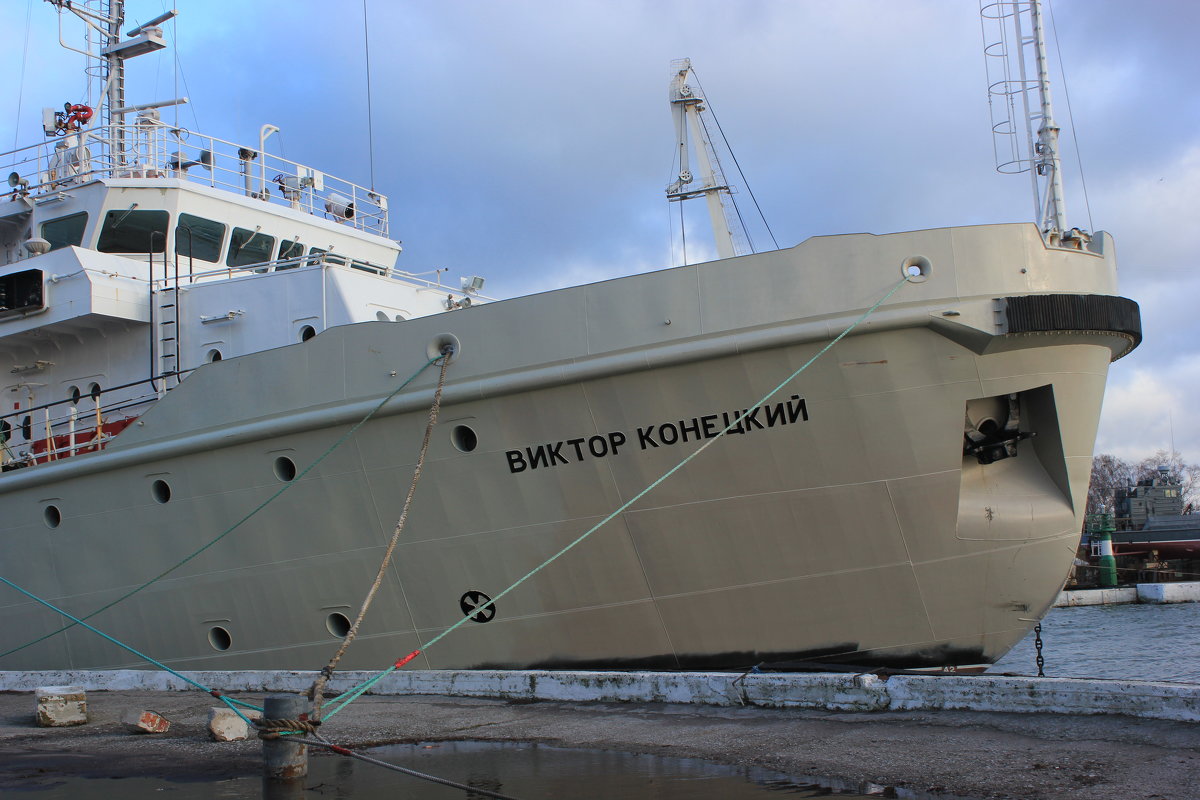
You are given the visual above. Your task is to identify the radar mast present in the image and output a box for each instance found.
[981,0,1083,247]
[46,0,184,166]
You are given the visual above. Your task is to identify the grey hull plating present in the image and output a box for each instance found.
[0,223,1137,672]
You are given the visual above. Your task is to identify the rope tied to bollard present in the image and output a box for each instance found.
[309,349,454,721]
[256,717,321,739]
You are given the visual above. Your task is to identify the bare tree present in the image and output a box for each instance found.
[1087,454,1133,516]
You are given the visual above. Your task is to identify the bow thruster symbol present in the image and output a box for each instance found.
[460,590,496,623]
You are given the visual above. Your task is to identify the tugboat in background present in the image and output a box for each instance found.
[1074,467,1200,587]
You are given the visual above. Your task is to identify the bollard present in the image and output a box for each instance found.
[262,694,308,780]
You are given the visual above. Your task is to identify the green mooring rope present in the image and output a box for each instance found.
[0,354,445,661]
[0,573,260,724]
[319,274,911,721]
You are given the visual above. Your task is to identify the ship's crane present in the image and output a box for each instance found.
[666,59,740,262]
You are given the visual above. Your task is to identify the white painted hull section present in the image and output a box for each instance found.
[0,222,1133,672]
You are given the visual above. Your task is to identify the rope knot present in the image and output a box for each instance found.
[255,717,320,740]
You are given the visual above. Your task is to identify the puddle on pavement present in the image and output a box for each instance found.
[8,740,973,799]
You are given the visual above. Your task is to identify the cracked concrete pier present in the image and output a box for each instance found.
[1,671,1198,799]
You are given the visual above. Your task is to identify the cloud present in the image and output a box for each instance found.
[1090,143,1200,460]
[1096,354,1200,462]
[2,0,1198,464]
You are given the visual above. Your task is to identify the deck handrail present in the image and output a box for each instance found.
[2,121,388,236]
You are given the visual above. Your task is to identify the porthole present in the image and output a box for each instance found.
[0,420,10,443]
[151,479,172,504]
[451,425,478,453]
[21,415,32,440]
[273,456,297,482]
[69,385,81,405]
[299,325,316,342]
[208,626,232,651]
[44,505,62,529]
[326,612,352,638]
[375,311,389,322]
[89,383,102,401]
[207,349,223,363]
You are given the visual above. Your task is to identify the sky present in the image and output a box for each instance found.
[1,0,1197,464]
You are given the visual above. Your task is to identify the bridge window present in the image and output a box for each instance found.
[276,239,304,269]
[0,269,43,317]
[308,247,345,266]
[98,209,169,253]
[40,212,88,251]
[227,227,275,268]
[175,213,226,264]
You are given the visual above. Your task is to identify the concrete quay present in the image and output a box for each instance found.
[1055,580,1200,607]
[1,676,1199,800]
[3,668,1199,722]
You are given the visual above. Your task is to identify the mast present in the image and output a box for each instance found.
[981,0,1078,246]
[1029,0,1067,239]
[666,59,738,262]
[46,1,180,166]
[106,0,126,160]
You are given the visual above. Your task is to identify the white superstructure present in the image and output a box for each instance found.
[1,3,483,469]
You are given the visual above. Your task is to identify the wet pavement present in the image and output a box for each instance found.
[1,689,1197,799]
[1,739,973,799]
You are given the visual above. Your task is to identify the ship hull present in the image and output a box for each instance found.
[0,223,1137,672]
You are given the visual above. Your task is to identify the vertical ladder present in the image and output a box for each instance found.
[158,281,180,389]
[150,247,181,393]
[980,0,1072,243]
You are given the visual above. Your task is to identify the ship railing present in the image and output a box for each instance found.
[0,376,165,472]
[1,121,388,236]
[153,251,479,299]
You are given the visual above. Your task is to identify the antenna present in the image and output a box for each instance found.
[980,0,1081,247]
[46,0,172,166]
[126,8,177,37]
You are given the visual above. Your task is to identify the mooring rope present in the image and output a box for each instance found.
[317,274,911,721]
[0,574,260,723]
[293,734,522,800]
[256,717,321,739]
[309,350,453,720]
[2,273,909,760]
[0,573,511,799]
[0,354,445,661]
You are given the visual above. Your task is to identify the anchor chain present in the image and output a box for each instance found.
[1034,622,1045,677]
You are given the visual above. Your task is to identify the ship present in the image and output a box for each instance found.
[1111,469,1200,560]
[0,1,1139,673]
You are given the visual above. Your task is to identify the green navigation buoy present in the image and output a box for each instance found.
[1087,513,1118,588]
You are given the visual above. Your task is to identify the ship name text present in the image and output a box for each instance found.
[504,395,809,474]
